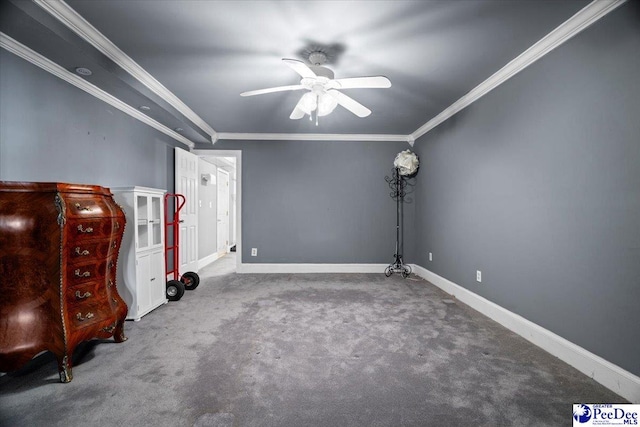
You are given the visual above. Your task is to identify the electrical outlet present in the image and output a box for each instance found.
[476,270,482,283]
[429,252,433,262]
[251,248,257,257]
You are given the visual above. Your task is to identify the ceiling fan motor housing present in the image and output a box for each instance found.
[308,51,327,65]
[309,65,334,80]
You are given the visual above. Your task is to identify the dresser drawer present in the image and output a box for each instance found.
[65,282,107,308]
[66,256,117,286]
[68,240,117,262]
[68,218,115,240]
[68,302,110,330]
[64,195,114,219]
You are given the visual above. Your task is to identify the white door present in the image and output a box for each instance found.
[175,147,199,274]
[217,168,230,256]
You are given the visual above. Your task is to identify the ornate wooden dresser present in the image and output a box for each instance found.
[0,182,128,382]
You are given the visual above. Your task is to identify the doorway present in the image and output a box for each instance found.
[193,149,241,275]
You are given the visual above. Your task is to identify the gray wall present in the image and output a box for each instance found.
[212,140,412,264]
[4,2,636,378]
[412,4,640,376]
[0,50,177,191]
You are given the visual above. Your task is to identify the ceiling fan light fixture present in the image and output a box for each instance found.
[317,93,338,116]
[298,92,318,115]
[241,56,391,122]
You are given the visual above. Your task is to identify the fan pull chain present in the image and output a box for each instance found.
[315,113,319,126]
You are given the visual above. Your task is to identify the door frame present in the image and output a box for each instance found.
[193,149,242,272]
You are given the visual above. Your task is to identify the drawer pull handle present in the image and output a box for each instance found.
[74,269,91,278]
[108,261,114,269]
[114,221,120,230]
[74,203,91,212]
[112,241,117,248]
[108,279,114,288]
[75,247,90,256]
[75,290,92,299]
[102,324,116,334]
[77,225,93,233]
[76,312,94,321]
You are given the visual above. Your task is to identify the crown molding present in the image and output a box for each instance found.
[411,0,627,143]
[216,132,412,143]
[24,0,625,147]
[33,0,217,142]
[1,32,194,149]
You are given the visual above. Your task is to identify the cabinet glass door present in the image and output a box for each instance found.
[151,196,162,247]
[136,195,149,249]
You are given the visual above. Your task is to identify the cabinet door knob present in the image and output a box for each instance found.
[75,290,92,299]
[76,312,94,321]
[75,247,90,256]
[74,269,91,278]
[77,225,94,233]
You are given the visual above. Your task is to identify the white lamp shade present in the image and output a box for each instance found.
[317,93,338,116]
[394,150,419,176]
[299,92,318,115]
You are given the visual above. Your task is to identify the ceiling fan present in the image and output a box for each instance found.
[240,52,391,125]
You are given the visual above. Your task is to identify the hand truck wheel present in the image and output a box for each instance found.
[166,280,185,301]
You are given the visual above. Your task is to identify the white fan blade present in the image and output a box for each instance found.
[289,94,308,119]
[282,58,316,79]
[327,90,371,117]
[329,76,391,89]
[240,85,305,97]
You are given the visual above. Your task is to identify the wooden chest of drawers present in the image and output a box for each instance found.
[0,182,128,382]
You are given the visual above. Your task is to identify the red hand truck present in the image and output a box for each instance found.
[164,193,200,301]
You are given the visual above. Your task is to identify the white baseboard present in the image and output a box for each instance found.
[237,263,388,274]
[198,252,221,270]
[411,264,640,403]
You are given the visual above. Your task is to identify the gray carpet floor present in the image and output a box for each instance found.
[0,254,627,426]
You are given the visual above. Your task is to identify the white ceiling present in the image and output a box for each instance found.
[2,0,605,146]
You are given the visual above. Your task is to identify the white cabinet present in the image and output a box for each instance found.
[112,187,167,321]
